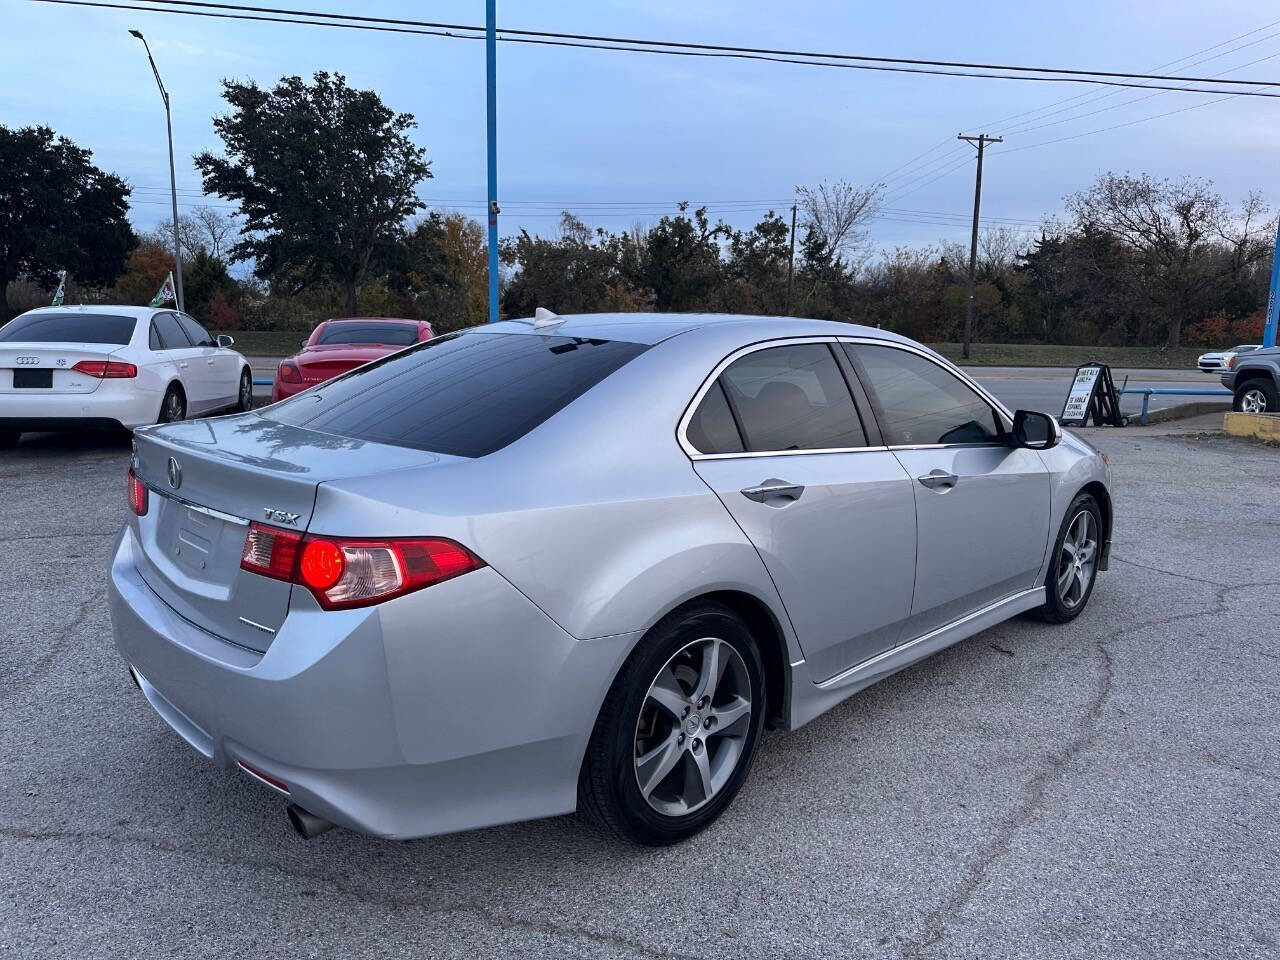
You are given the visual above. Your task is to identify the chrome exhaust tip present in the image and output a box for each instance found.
[286,803,335,840]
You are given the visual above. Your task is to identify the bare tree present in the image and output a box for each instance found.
[796,179,882,263]
[1068,173,1273,348]
[191,204,238,261]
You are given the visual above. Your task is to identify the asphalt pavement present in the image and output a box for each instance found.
[2,419,1277,959]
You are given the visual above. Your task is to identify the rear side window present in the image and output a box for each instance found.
[849,344,1000,446]
[0,312,136,345]
[716,344,866,452]
[686,381,745,455]
[151,313,190,350]
[264,332,648,457]
[316,322,419,346]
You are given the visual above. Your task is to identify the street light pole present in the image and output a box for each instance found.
[129,29,184,312]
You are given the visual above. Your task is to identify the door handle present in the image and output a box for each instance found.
[207,358,216,365]
[178,361,188,369]
[917,470,959,490]
[741,479,805,503]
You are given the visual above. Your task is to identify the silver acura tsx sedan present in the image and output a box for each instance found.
[109,312,1111,845]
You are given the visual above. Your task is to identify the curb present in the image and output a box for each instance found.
[1224,411,1280,443]
[1137,401,1231,425]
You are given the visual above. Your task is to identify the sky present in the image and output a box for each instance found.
[2,0,1279,255]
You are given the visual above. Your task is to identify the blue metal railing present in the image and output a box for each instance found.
[1119,386,1232,425]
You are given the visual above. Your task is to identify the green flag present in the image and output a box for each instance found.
[51,270,66,307]
[149,271,176,308]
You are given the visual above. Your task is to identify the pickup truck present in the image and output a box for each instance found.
[1221,346,1280,413]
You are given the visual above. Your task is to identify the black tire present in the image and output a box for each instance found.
[0,429,19,449]
[1033,492,1103,624]
[158,384,186,424]
[1233,378,1278,414]
[236,369,254,412]
[578,601,766,846]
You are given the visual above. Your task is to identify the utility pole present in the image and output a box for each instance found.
[485,0,499,323]
[957,133,1001,360]
[130,29,184,312]
[785,202,797,314]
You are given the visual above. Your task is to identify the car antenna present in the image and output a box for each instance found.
[533,307,564,330]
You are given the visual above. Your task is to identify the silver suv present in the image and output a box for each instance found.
[1221,346,1280,413]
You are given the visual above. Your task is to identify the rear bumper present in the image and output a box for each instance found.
[108,526,637,839]
[0,384,159,430]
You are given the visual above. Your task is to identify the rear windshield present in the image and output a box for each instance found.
[315,322,419,346]
[0,312,136,345]
[264,331,648,457]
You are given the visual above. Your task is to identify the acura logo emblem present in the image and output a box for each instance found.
[167,456,182,489]
[16,356,39,365]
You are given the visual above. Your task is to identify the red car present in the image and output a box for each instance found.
[272,317,434,402]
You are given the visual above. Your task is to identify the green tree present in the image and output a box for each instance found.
[195,72,431,315]
[0,124,134,321]
[641,204,728,311]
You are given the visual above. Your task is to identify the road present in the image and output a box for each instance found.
[1,418,1276,959]
[246,359,1230,419]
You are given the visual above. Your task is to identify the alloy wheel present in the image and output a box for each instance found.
[1240,388,1267,414]
[1056,510,1097,609]
[164,390,185,423]
[633,637,753,816]
[239,372,253,410]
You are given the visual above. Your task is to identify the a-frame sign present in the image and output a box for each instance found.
[1060,362,1125,427]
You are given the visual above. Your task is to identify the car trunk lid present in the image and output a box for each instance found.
[129,413,447,652]
[0,343,121,394]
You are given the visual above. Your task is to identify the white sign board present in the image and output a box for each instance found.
[1061,364,1102,424]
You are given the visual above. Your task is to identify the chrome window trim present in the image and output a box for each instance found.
[677,334,1014,461]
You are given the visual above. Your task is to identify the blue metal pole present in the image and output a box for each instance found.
[486,0,499,323]
[1263,219,1280,348]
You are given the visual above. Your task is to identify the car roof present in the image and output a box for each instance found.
[18,305,164,319]
[481,312,920,348]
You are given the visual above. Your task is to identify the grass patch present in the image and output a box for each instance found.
[220,330,310,356]
[929,342,1203,369]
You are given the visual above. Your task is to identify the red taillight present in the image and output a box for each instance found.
[240,525,483,609]
[240,522,303,580]
[127,466,148,516]
[278,362,302,383]
[74,360,137,378]
[299,539,344,590]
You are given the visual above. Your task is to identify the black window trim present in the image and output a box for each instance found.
[677,336,884,460]
[841,338,1014,450]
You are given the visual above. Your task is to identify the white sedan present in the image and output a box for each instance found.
[1197,344,1260,373]
[0,305,253,447]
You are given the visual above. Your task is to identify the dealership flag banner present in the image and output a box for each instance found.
[149,272,176,308]
[51,270,66,306]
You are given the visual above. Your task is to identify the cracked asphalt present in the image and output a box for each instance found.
[1,423,1277,959]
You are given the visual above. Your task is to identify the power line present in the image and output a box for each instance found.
[30,0,1280,96]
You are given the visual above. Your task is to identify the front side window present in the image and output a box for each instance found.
[849,344,1000,446]
[713,343,866,453]
[264,332,648,458]
[176,313,215,347]
[0,312,136,345]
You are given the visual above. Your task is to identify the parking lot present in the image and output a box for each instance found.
[1,419,1277,960]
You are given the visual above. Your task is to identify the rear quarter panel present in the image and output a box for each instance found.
[309,334,803,660]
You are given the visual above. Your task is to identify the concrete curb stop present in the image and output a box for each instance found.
[1224,411,1280,443]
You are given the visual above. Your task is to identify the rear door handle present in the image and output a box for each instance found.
[917,470,959,490]
[206,358,216,366]
[741,479,805,503]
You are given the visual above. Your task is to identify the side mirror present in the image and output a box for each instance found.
[1012,410,1060,450]
[301,338,309,349]
[216,334,235,349]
